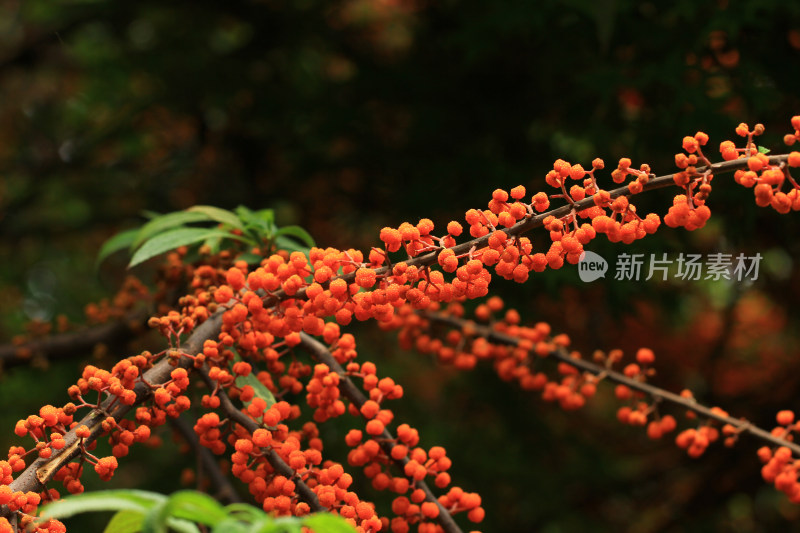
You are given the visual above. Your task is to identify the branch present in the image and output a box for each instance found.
[0,310,148,370]
[262,153,792,306]
[298,333,464,533]
[168,416,243,505]
[195,365,326,513]
[1,311,224,514]
[1,148,788,520]
[422,311,800,456]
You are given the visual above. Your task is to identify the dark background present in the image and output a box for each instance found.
[2,1,800,531]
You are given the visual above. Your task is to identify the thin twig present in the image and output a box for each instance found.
[299,333,464,533]
[423,312,800,455]
[168,416,243,504]
[261,154,790,306]
[0,309,149,369]
[1,150,789,519]
[1,312,224,516]
[196,365,325,513]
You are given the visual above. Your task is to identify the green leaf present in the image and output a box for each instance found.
[236,206,274,226]
[273,225,315,248]
[225,503,266,522]
[274,235,310,255]
[204,234,224,255]
[186,205,246,231]
[235,356,276,409]
[212,518,252,533]
[236,206,276,242]
[302,513,357,533]
[166,491,228,525]
[39,490,164,520]
[129,228,249,267]
[139,502,202,533]
[164,517,203,533]
[133,211,214,249]
[236,252,264,265]
[103,510,145,533]
[141,498,168,533]
[96,228,139,267]
[261,517,301,533]
[758,145,771,154]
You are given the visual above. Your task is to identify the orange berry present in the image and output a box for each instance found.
[492,189,508,202]
[510,185,526,199]
[467,506,485,523]
[635,348,655,365]
[647,421,663,440]
[682,136,699,153]
[421,501,440,518]
[615,385,632,401]
[747,156,764,172]
[360,400,380,419]
[446,220,463,236]
[735,123,749,137]
[659,415,677,434]
[757,446,773,463]
[225,267,246,292]
[355,268,377,289]
[366,419,385,436]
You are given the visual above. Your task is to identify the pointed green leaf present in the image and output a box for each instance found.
[758,145,771,154]
[236,252,264,265]
[274,235,310,255]
[140,502,202,533]
[204,235,224,255]
[302,513,357,533]
[273,226,315,248]
[166,491,228,525]
[96,228,140,267]
[39,490,164,520]
[140,498,168,533]
[133,211,214,249]
[236,206,275,242]
[234,352,276,409]
[129,228,250,267]
[103,510,145,533]
[225,503,265,522]
[186,206,245,231]
[274,517,304,533]
[254,208,275,224]
[236,371,277,410]
[211,518,251,533]
[164,517,203,533]
[236,206,274,227]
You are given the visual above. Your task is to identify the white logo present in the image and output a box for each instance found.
[578,251,608,282]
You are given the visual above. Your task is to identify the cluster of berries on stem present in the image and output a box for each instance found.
[2,118,800,532]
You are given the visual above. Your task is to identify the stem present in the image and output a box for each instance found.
[1,312,224,515]
[168,417,243,504]
[423,311,800,456]
[298,333,464,533]
[195,365,326,512]
[260,154,791,307]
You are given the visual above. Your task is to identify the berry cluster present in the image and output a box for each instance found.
[393,294,800,505]
[3,118,800,532]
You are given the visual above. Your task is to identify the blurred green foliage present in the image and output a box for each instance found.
[3,0,800,531]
